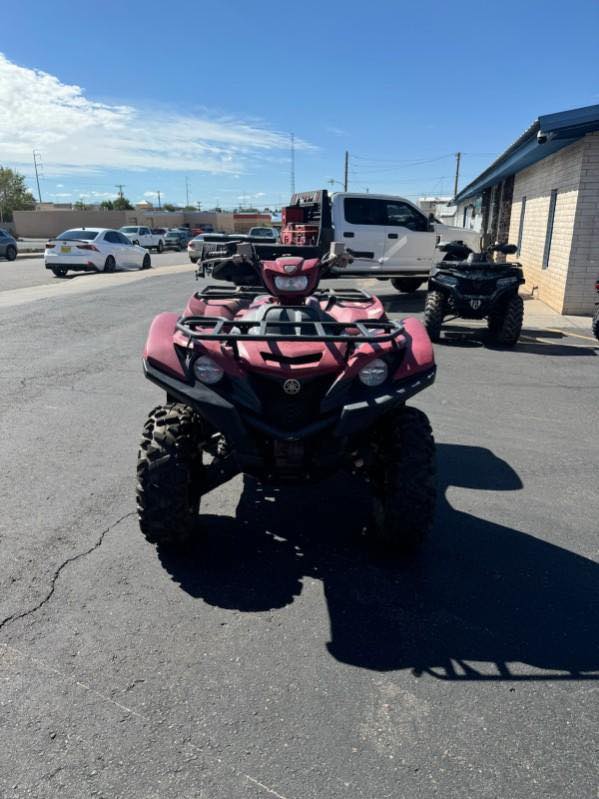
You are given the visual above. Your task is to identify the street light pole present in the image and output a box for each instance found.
[33,150,43,203]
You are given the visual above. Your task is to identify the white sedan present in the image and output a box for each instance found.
[44,228,151,277]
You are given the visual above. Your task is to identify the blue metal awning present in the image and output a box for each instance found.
[455,103,599,202]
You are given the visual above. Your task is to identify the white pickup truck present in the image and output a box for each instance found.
[281,190,481,292]
[119,226,165,252]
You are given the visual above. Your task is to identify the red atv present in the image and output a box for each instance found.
[137,243,437,552]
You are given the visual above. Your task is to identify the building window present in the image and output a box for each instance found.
[542,190,557,269]
[517,196,526,254]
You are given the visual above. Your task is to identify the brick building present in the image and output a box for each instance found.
[454,104,599,315]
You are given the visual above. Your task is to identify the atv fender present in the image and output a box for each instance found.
[143,312,187,380]
[394,317,434,380]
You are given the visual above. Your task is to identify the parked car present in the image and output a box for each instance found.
[247,226,279,242]
[44,228,151,277]
[0,229,18,261]
[174,227,194,244]
[281,190,482,292]
[119,226,165,252]
[163,229,188,251]
[151,227,168,237]
[187,233,251,264]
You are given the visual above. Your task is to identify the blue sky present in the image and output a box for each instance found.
[2,0,598,209]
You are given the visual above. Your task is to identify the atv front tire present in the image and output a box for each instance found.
[488,294,524,346]
[423,290,445,342]
[136,403,205,546]
[371,407,436,553]
[592,307,599,341]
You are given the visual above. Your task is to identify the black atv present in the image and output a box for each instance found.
[592,276,599,341]
[424,241,525,346]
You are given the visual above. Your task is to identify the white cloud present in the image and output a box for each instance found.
[0,53,310,177]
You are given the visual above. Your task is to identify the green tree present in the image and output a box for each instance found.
[163,203,178,212]
[0,167,36,222]
[113,196,134,210]
[74,199,88,210]
[100,199,114,210]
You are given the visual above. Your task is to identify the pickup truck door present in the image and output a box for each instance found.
[335,196,386,271]
[382,200,437,272]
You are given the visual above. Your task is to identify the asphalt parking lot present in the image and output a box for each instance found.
[0,262,597,799]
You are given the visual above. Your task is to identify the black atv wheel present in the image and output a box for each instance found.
[371,407,436,553]
[51,265,68,277]
[391,278,423,293]
[423,290,445,342]
[488,294,524,346]
[592,307,599,342]
[6,245,17,261]
[141,253,151,270]
[136,403,205,546]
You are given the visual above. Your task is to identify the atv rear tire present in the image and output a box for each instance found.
[136,403,205,546]
[423,290,445,342]
[391,278,423,293]
[592,307,599,342]
[371,407,436,553]
[488,294,524,346]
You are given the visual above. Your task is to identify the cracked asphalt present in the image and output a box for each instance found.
[0,266,598,799]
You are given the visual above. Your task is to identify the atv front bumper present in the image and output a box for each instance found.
[143,358,436,477]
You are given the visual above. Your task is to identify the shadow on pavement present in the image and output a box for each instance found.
[157,443,599,680]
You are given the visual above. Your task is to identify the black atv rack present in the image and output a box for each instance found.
[176,315,404,344]
[195,285,373,303]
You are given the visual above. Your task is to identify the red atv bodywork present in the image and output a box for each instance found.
[143,253,435,483]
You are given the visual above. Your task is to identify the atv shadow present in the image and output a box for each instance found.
[435,326,597,355]
[377,290,426,315]
[157,443,599,680]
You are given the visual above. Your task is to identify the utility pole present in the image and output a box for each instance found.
[453,152,461,197]
[157,190,161,209]
[115,184,125,199]
[33,150,43,203]
[343,150,349,192]
[290,133,296,196]
[185,177,190,207]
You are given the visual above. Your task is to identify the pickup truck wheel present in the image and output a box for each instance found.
[6,245,17,261]
[391,278,423,293]
[157,240,164,253]
[423,290,445,342]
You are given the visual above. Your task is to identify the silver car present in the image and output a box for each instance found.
[0,229,18,261]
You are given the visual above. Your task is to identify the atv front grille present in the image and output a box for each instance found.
[250,374,333,431]
[459,278,497,296]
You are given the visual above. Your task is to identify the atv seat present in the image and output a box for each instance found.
[242,301,340,335]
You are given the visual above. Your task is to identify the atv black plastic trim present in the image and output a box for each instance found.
[334,366,436,438]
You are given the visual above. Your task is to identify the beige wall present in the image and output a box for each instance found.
[562,132,599,314]
[508,139,584,313]
[12,209,235,237]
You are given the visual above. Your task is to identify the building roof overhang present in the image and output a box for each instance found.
[455,103,599,202]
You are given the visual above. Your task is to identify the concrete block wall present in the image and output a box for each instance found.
[508,139,584,313]
[562,131,599,314]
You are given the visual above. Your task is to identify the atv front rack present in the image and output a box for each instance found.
[176,315,405,344]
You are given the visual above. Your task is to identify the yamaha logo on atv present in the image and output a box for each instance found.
[283,378,301,395]
[469,299,482,310]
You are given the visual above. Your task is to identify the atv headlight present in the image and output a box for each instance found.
[436,274,458,286]
[359,358,388,387]
[497,277,517,287]
[193,355,224,385]
[274,275,308,291]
